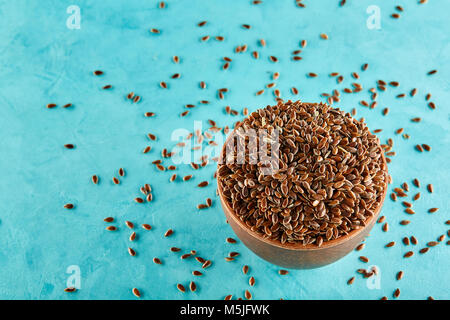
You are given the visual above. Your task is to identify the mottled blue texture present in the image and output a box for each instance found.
[0,0,448,300]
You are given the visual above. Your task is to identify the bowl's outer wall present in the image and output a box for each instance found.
[221,194,379,269]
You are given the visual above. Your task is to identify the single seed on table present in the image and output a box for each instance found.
[405,208,415,215]
[427,70,437,75]
[428,208,438,213]
[403,237,410,246]
[410,236,418,245]
[129,232,136,241]
[393,288,400,298]
[355,243,365,251]
[142,223,152,231]
[189,281,197,292]
[153,258,162,264]
[202,260,212,269]
[427,241,439,247]
[385,241,396,248]
[63,103,73,108]
[279,270,289,275]
[382,223,389,232]
[224,295,233,300]
[134,197,144,203]
[125,221,134,229]
[245,290,252,300]
[64,144,75,149]
[181,253,191,260]
[104,217,114,223]
[242,265,249,274]
[106,226,117,231]
[359,256,369,263]
[112,177,120,185]
[128,248,136,256]
[92,175,99,184]
[396,271,404,280]
[177,284,185,293]
[196,257,205,264]
[419,247,429,254]
[249,277,255,286]
[225,257,234,262]
[93,70,103,76]
[64,287,76,293]
[64,203,74,209]
[320,33,328,40]
[193,270,203,276]
[198,181,209,187]
[404,251,414,258]
[347,277,355,285]
[47,103,57,109]
[164,229,173,237]
[427,184,433,193]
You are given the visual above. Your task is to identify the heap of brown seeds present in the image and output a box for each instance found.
[218,101,388,246]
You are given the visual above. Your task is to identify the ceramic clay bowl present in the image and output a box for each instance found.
[217,107,388,269]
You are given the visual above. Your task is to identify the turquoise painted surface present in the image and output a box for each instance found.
[0,0,448,300]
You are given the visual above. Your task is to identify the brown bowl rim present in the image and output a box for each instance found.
[217,106,389,252]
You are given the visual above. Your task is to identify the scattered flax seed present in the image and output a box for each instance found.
[356,243,365,251]
[118,168,125,177]
[224,295,233,300]
[405,208,415,215]
[269,56,278,63]
[278,270,289,275]
[129,232,136,242]
[177,284,186,293]
[198,181,209,187]
[410,236,418,245]
[403,237,410,246]
[393,288,400,298]
[428,208,439,213]
[92,175,99,184]
[226,237,237,244]
[141,224,151,230]
[104,217,114,223]
[382,108,389,116]
[422,144,431,152]
[93,70,103,76]
[202,260,212,269]
[419,247,429,254]
[134,197,144,203]
[400,220,410,226]
[411,117,421,122]
[347,277,355,285]
[153,257,162,264]
[359,256,369,263]
[106,226,117,231]
[64,287,77,293]
[413,193,420,201]
[308,72,318,78]
[128,248,136,256]
[189,281,197,292]
[427,241,439,247]
[245,290,252,300]
[382,223,389,232]
[242,265,249,275]
[112,177,120,185]
[320,33,329,40]
[63,103,73,108]
[164,229,174,237]
[385,241,396,248]
[427,184,433,193]
[197,21,207,27]
[427,70,437,75]
[416,144,424,152]
[377,216,386,223]
[396,271,404,280]
[193,271,203,276]
[47,103,57,109]
[404,251,414,258]
[362,63,368,71]
[64,144,75,149]
[150,28,160,34]
[64,203,74,209]
[125,221,134,229]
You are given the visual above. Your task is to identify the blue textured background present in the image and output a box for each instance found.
[0,0,448,300]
